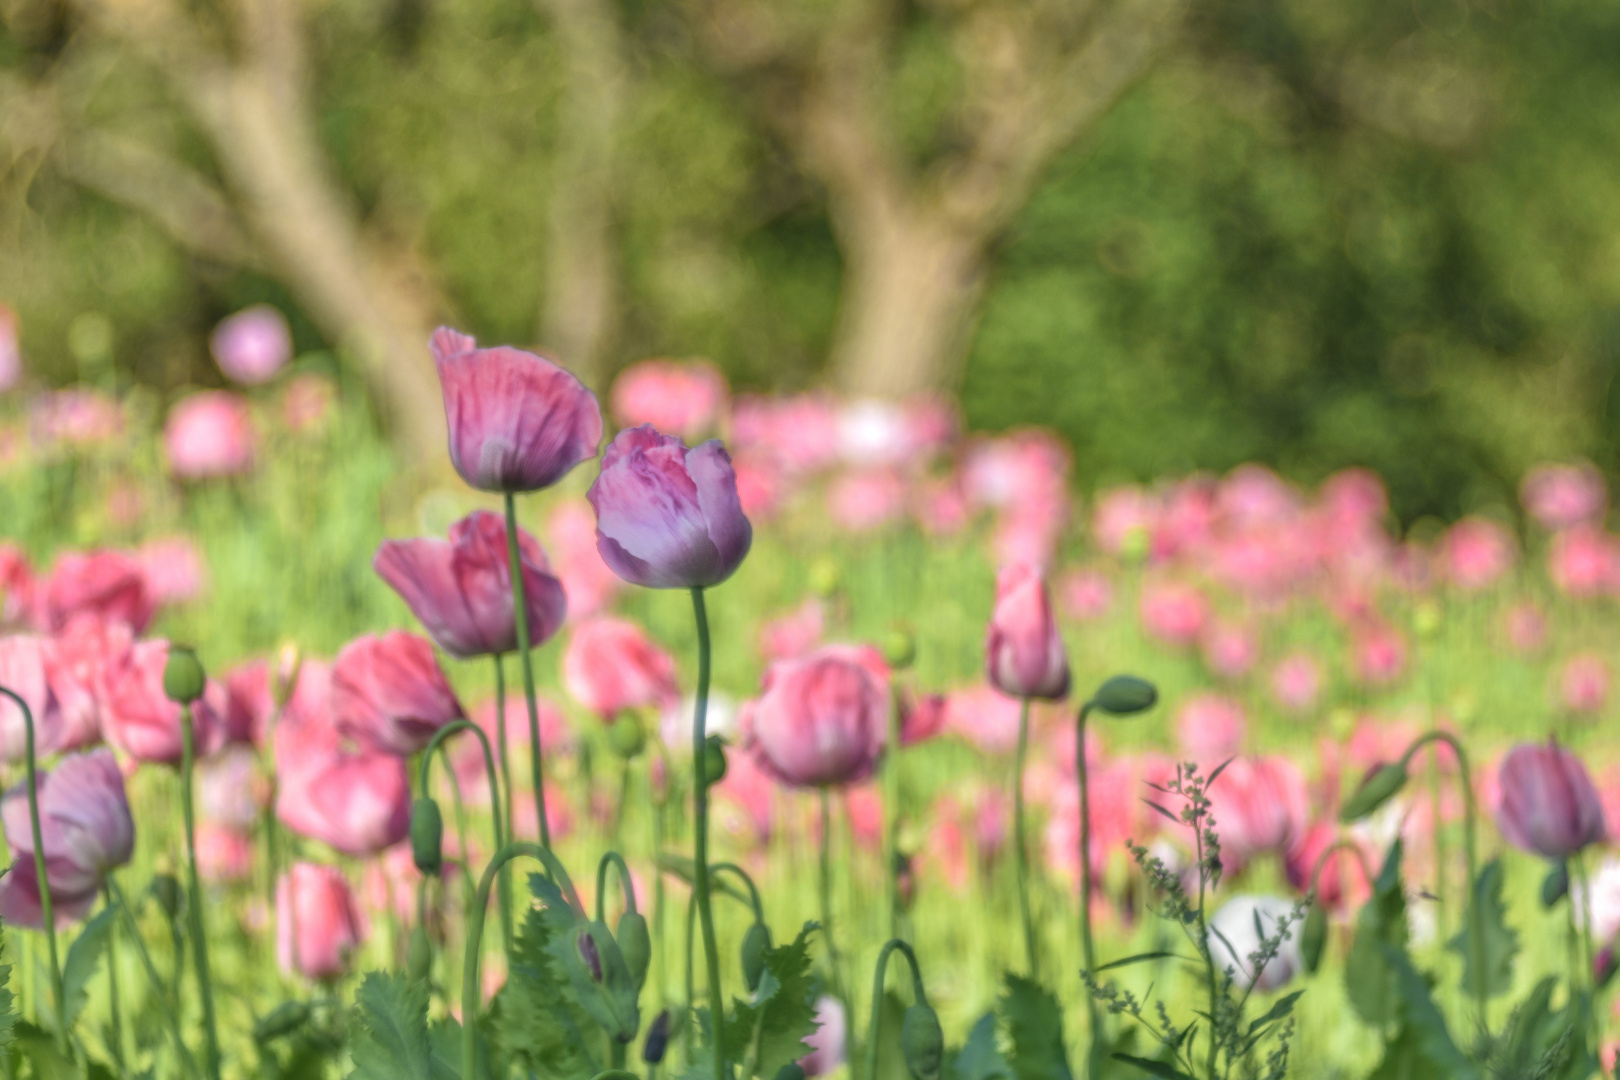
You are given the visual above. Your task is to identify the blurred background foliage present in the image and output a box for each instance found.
[3,0,1620,521]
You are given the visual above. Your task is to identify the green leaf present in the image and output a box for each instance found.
[1492,977,1598,1080]
[1445,858,1518,1001]
[489,905,598,1080]
[60,905,116,1030]
[348,971,450,1080]
[1093,951,1196,974]
[13,1020,77,1080]
[743,921,821,1079]
[1379,944,1478,1080]
[0,960,16,1051]
[1345,841,1409,1027]
[1001,975,1073,1080]
[1108,1054,1198,1080]
[948,1012,1011,1080]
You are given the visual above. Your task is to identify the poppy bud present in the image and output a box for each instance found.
[901,1002,944,1080]
[407,926,433,981]
[643,1009,672,1064]
[152,874,183,920]
[1089,675,1158,716]
[1542,861,1570,907]
[775,1066,807,1080]
[882,626,916,671]
[741,921,772,992]
[609,715,647,759]
[1339,763,1408,823]
[617,910,652,989]
[410,797,444,876]
[560,921,642,1043]
[1300,904,1328,974]
[578,927,604,983]
[703,735,728,787]
[253,1000,310,1043]
[162,645,206,704]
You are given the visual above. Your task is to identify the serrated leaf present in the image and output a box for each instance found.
[1445,858,1518,1000]
[1001,975,1073,1080]
[1493,977,1598,1080]
[60,905,116,1030]
[746,921,821,1079]
[489,904,598,1080]
[348,971,449,1080]
[13,1020,79,1080]
[0,960,15,1050]
[1109,1054,1197,1080]
[1379,944,1478,1079]
[1345,840,1408,1027]
[948,1012,1011,1080]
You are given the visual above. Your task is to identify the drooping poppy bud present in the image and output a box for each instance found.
[741,921,772,993]
[558,921,642,1043]
[162,644,207,704]
[901,1002,944,1080]
[703,736,728,788]
[410,797,444,877]
[617,910,651,989]
[1339,763,1409,823]
[643,1009,672,1065]
[1090,675,1158,716]
[1300,904,1328,974]
[152,874,183,920]
[407,926,433,982]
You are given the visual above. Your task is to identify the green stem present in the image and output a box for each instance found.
[103,886,126,1075]
[689,587,724,1080]
[1195,789,1218,1079]
[504,491,551,849]
[710,864,766,926]
[1076,702,1101,1078]
[1397,730,1483,1022]
[1013,696,1037,978]
[462,842,572,1080]
[419,719,509,949]
[1574,851,1597,1030]
[495,655,515,954]
[818,788,852,1072]
[862,939,928,1080]
[596,851,640,921]
[587,1072,640,1080]
[651,774,667,1005]
[107,878,199,1080]
[0,688,63,1056]
[884,686,903,941]
[179,704,222,1080]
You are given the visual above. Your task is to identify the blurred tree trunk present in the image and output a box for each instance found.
[533,0,626,390]
[54,0,448,462]
[689,0,1185,399]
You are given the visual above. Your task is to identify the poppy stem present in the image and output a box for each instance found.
[1075,700,1103,1076]
[818,787,852,1071]
[595,851,639,921]
[103,885,126,1073]
[179,704,222,1080]
[1013,696,1038,979]
[107,877,200,1080]
[884,686,903,941]
[688,586,725,1080]
[495,655,516,945]
[505,490,552,850]
[420,719,510,951]
[862,939,927,1080]
[0,687,64,1057]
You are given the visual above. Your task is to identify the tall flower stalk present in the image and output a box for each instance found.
[506,491,552,849]
[1012,696,1037,977]
[0,686,65,1055]
[690,587,725,1080]
[179,703,222,1079]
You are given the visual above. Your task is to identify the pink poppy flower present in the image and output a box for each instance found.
[562,617,678,720]
[0,749,134,927]
[1521,462,1607,531]
[743,644,889,788]
[164,391,256,479]
[331,631,464,757]
[610,358,728,440]
[210,305,292,385]
[277,863,365,980]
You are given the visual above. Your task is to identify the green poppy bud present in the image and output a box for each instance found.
[882,626,916,671]
[557,921,642,1043]
[1089,675,1158,716]
[253,1000,310,1043]
[643,1009,672,1064]
[151,874,183,920]
[808,558,841,598]
[741,921,772,992]
[1300,904,1328,974]
[162,645,206,704]
[609,715,647,758]
[702,735,728,787]
[410,797,444,876]
[617,910,652,989]
[407,926,433,982]
[1541,860,1570,908]
[774,1065,807,1080]
[1339,763,1409,823]
[902,1003,945,1080]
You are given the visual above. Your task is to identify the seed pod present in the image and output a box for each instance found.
[642,1009,672,1064]
[741,921,772,993]
[1300,904,1328,974]
[702,735,728,787]
[1339,763,1409,823]
[151,874,183,920]
[609,715,647,758]
[162,645,206,704]
[1541,860,1570,908]
[902,1002,944,1080]
[252,1000,310,1043]
[1089,675,1157,716]
[617,910,652,989]
[410,797,444,876]
[407,926,433,982]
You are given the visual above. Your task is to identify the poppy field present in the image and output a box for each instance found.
[1,313,1620,1080]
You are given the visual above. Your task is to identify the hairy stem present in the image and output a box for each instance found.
[505,491,552,849]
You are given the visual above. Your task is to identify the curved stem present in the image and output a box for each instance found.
[596,851,640,922]
[863,939,929,1080]
[710,864,766,926]
[1013,696,1037,978]
[0,687,63,1055]
[107,878,199,1080]
[419,718,509,950]
[505,491,552,849]
[689,587,724,1080]
[461,841,559,1080]
[1398,730,1483,1021]
[179,704,222,1080]
[1304,839,1375,902]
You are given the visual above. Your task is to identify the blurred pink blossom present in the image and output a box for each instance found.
[799,996,846,1077]
[962,430,1069,514]
[198,745,265,829]
[547,500,622,620]
[899,690,947,746]
[1200,619,1259,679]
[1218,465,1300,530]
[1440,517,1516,591]
[713,747,775,847]
[165,391,256,479]
[453,692,574,804]
[826,469,906,532]
[732,453,787,522]
[1057,567,1113,620]
[196,824,255,883]
[1501,600,1548,655]
[1522,462,1607,531]
[910,475,970,536]
[836,397,952,468]
[30,390,123,450]
[1559,653,1610,716]
[563,617,679,720]
[277,863,365,980]
[36,549,154,633]
[733,393,840,475]
[0,636,50,761]
[0,544,33,630]
[1138,579,1207,646]
[610,359,727,440]
[1318,468,1388,529]
[1175,693,1247,764]
[210,305,292,385]
[943,684,1026,755]
[1269,652,1323,713]
[1208,756,1311,868]
[0,305,20,392]
[136,537,207,607]
[99,640,227,763]
[758,598,824,662]
[1092,486,1159,556]
[1349,621,1407,685]
[282,374,335,433]
[1548,526,1620,598]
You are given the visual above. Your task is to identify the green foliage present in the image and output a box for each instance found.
[489,904,598,1079]
[1446,858,1520,1001]
[348,972,452,1080]
[59,905,116,1031]
[725,921,821,1079]
[1345,841,1410,1028]
[0,957,14,1052]
[1001,975,1073,1080]
[947,1013,1011,1080]
[1485,978,1597,1080]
